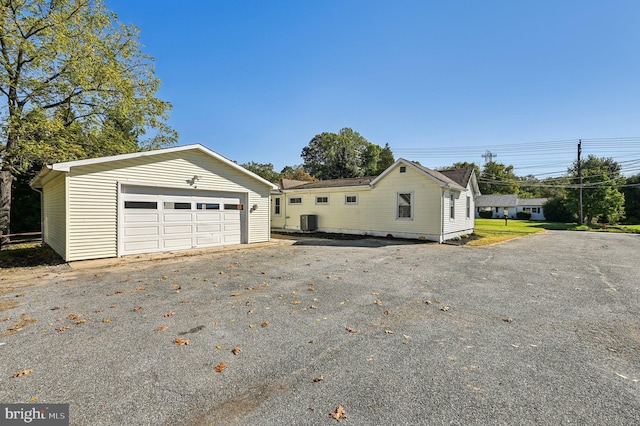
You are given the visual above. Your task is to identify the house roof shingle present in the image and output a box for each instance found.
[279,176,375,190]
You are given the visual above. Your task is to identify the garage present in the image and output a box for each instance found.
[120,185,245,255]
[30,144,276,261]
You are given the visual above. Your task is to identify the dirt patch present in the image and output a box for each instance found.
[0,244,64,269]
[0,299,18,312]
[0,313,36,337]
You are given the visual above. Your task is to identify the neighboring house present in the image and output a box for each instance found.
[475,194,547,220]
[271,159,480,242]
[30,144,277,261]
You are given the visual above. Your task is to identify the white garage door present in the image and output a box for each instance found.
[120,186,244,256]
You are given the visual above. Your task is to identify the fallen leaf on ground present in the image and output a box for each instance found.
[15,293,25,297]
[164,311,175,317]
[232,346,241,355]
[247,310,255,315]
[329,406,347,422]
[1,317,9,321]
[214,362,227,372]
[384,310,391,315]
[182,299,189,303]
[67,314,83,320]
[174,337,190,346]
[385,330,394,334]
[230,293,241,297]
[291,300,301,305]
[102,318,111,323]
[346,327,357,333]
[12,369,34,378]
[55,326,69,332]
[155,325,168,332]
[261,322,270,327]
[133,306,143,311]
[440,306,450,312]
[313,375,324,382]
[374,300,382,305]
[137,286,146,291]
[503,317,513,322]
[74,319,86,324]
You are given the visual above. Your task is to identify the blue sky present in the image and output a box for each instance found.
[106,0,640,177]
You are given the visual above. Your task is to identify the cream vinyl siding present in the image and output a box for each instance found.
[273,164,443,239]
[370,164,441,236]
[42,173,67,259]
[66,150,270,261]
[442,187,475,238]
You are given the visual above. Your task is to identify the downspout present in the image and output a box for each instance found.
[441,188,445,243]
[33,187,43,245]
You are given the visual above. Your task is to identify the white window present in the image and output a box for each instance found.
[164,202,191,210]
[289,197,302,205]
[315,196,329,205]
[197,203,220,210]
[466,196,470,219]
[450,194,455,219]
[274,197,281,215]
[345,195,358,205]
[397,192,413,219]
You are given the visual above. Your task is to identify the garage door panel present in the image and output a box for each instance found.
[124,240,160,252]
[224,223,241,232]
[196,213,221,221]
[163,238,193,249]
[124,213,159,223]
[223,212,240,221]
[196,223,221,232]
[223,234,240,243]
[196,235,222,245]
[164,225,193,235]
[164,213,192,222]
[124,226,160,237]
[121,186,244,256]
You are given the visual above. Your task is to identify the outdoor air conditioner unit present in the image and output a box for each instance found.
[300,214,318,231]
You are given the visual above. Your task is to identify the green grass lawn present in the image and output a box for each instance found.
[470,219,640,246]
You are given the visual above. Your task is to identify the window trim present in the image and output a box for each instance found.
[345,194,358,205]
[315,195,329,205]
[466,196,471,219]
[273,197,281,215]
[288,196,302,205]
[450,194,455,220]
[396,191,413,220]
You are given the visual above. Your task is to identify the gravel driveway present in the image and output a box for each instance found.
[1,231,639,425]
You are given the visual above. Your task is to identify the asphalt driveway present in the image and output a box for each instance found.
[1,231,639,425]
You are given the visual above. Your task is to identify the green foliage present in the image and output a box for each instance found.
[542,197,576,223]
[516,211,531,220]
[0,0,178,238]
[1,0,177,169]
[621,174,640,224]
[240,162,281,183]
[567,155,625,224]
[479,161,520,195]
[301,128,394,180]
[478,210,493,219]
[280,165,317,182]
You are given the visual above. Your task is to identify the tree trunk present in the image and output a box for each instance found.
[0,170,13,247]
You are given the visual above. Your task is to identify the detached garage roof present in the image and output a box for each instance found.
[31,144,278,190]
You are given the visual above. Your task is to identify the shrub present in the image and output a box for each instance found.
[478,210,493,219]
[543,197,576,223]
[516,211,531,220]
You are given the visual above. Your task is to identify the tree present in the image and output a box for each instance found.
[240,161,280,183]
[0,0,177,244]
[542,196,576,223]
[301,128,394,180]
[621,174,640,224]
[567,155,625,224]
[440,161,481,179]
[479,161,519,195]
[280,165,317,182]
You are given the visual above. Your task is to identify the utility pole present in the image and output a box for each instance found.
[578,139,583,224]
[481,150,497,164]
